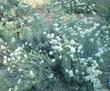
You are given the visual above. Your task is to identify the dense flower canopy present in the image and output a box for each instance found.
[0,0,110,91]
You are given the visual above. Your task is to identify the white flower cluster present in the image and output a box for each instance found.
[46,32,77,61]
[11,37,16,43]
[0,39,6,51]
[3,45,37,91]
[65,69,74,77]
[0,45,6,50]
[29,70,35,78]
[3,46,28,70]
[48,73,54,78]
[53,23,60,31]
[85,66,102,88]
[95,48,104,57]
[47,33,63,52]
[82,58,102,88]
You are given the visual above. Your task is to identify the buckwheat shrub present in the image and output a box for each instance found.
[0,0,110,91]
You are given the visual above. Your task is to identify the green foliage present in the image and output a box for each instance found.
[0,0,110,91]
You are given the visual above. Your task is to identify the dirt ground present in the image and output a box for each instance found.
[22,0,50,8]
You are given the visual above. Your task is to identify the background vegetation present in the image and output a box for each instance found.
[0,0,110,91]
